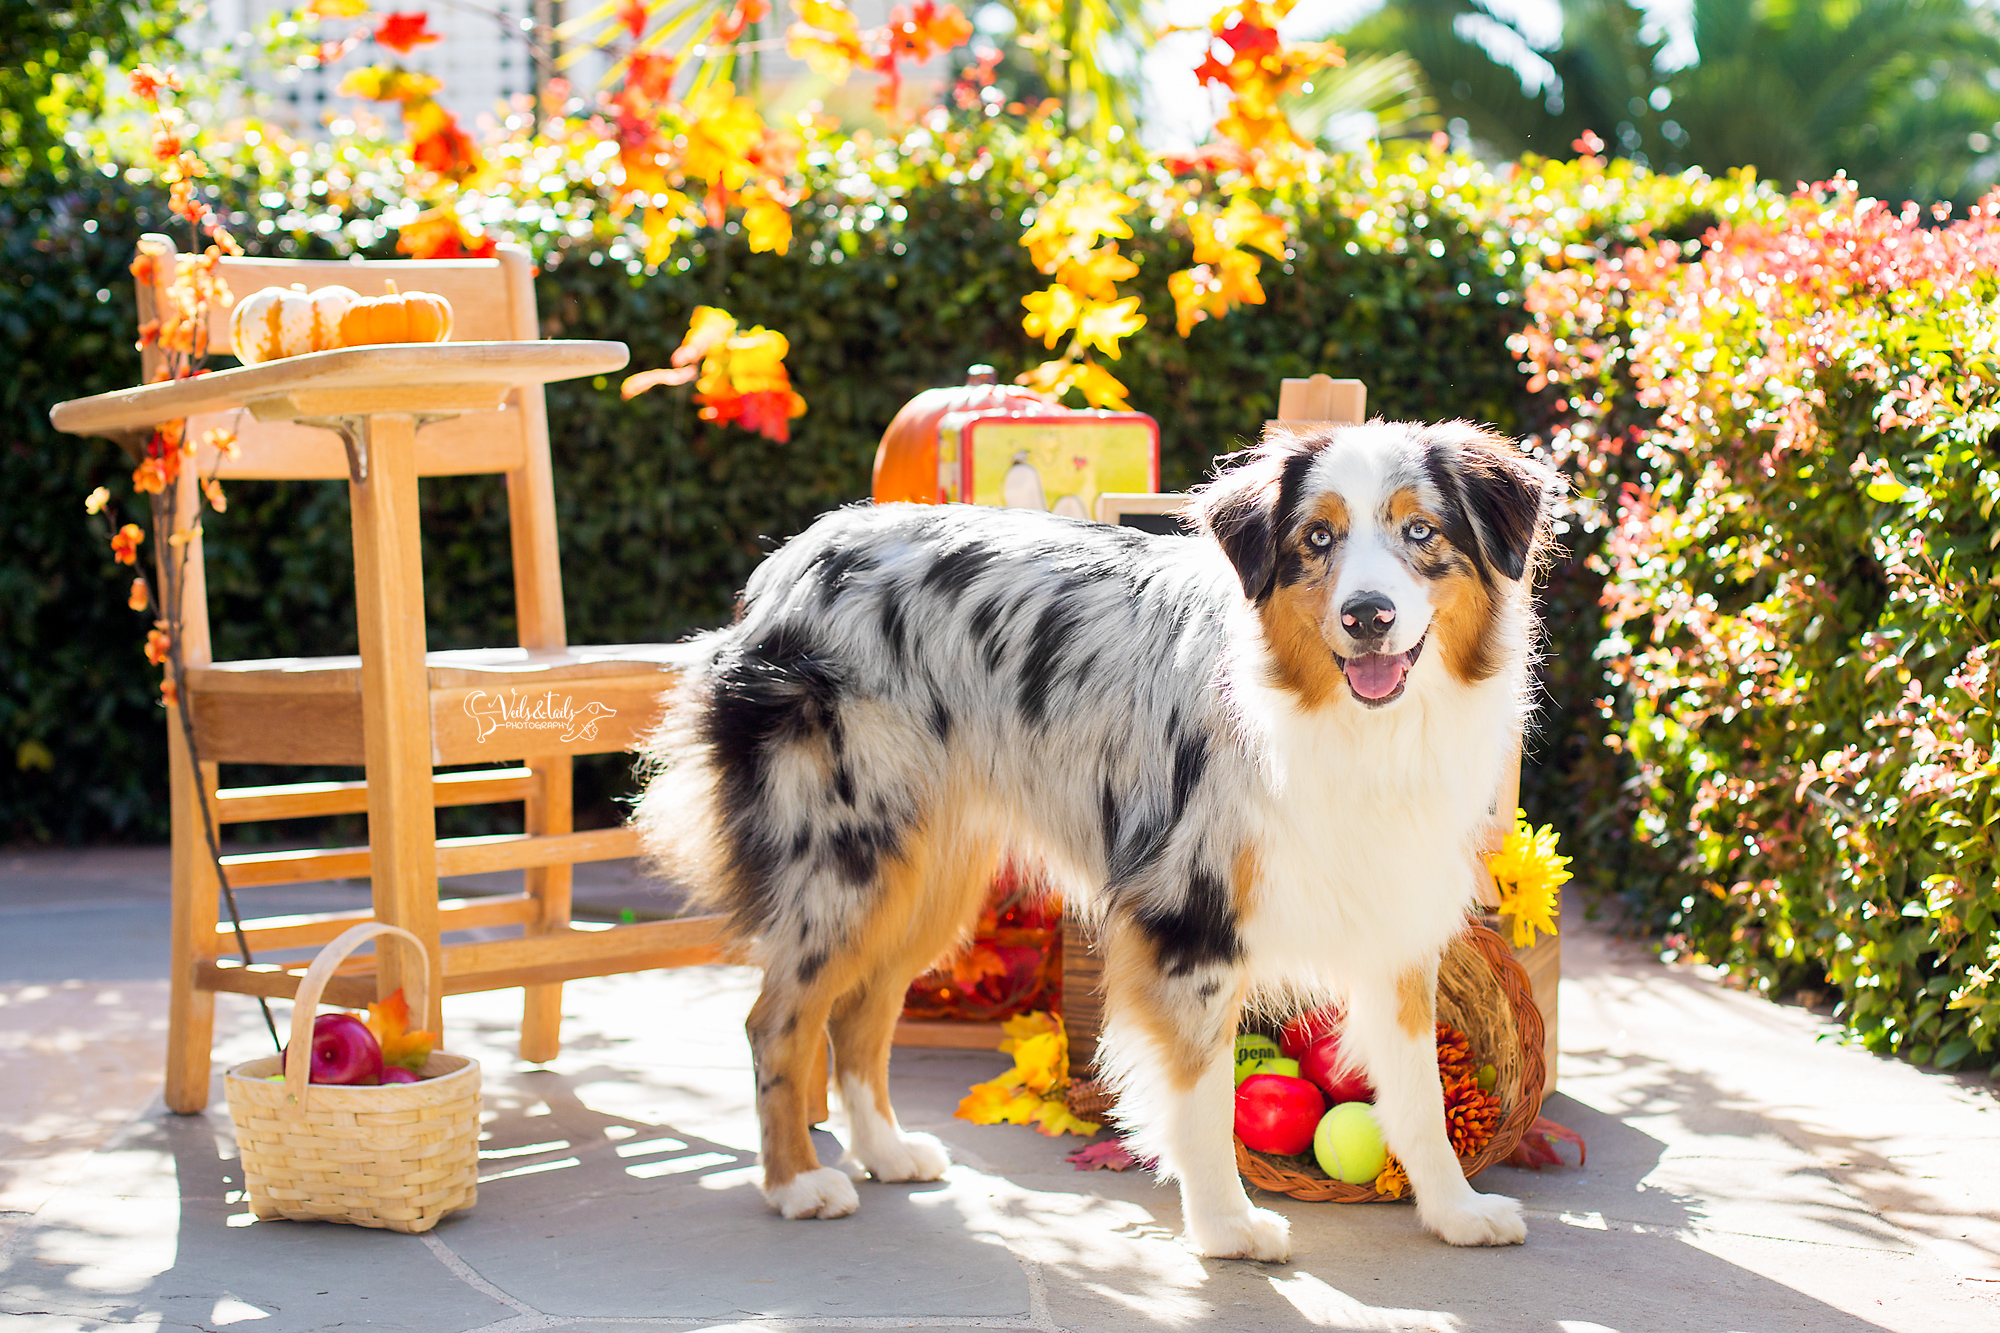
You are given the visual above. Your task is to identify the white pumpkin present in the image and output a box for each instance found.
[229,283,361,364]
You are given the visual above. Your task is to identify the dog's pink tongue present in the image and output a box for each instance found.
[1344,653,1407,700]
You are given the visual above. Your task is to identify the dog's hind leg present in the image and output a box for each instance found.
[1346,957,1526,1246]
[747,980,857,1219]
[1099,916,1291,1262]
[827,831,998,1184]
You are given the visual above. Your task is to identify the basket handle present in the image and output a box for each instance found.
[282,921,430,1115]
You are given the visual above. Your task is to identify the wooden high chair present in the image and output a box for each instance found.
[51,238,737,1114]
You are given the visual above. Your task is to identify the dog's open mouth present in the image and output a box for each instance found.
[1338,636,1426,705]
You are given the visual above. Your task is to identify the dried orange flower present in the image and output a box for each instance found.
[110,524,145,565]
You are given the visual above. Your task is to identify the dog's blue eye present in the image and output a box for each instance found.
[1308,526,1333,549]
[1408,522,1435,543]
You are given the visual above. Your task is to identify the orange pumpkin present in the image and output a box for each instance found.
[336,279,454,349]
[872,367,1053,503]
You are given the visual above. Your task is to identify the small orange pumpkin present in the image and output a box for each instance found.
[337,279,454,349]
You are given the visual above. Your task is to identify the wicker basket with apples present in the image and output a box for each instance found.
[223,922,480,1232]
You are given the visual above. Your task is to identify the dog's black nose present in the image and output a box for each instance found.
[1339,593,1397,638]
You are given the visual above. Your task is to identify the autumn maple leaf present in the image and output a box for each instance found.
[373,11,441,54]
[364,987,437,1072]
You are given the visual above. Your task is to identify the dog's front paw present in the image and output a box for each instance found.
[1420,1190,1525,1246]
[847,1131,950,1183]
[1186,1205,1292,1262]
[764,1166,861,1219]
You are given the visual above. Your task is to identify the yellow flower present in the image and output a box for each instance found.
[84,486,110,515]
[1487,809,1571,947]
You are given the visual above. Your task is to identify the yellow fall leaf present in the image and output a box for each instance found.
[680,82,765,190]
[998,1010,1060,1053]
[1219,195,1288,260]
[1021,283,1082,348]
[1074,295,1145,358]
[743,194,793,255]
[1022,183,1136,273]
[1067,361,1132,410]
[1056,243,1139,301]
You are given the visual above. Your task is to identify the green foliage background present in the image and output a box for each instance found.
[7,134,1741,845]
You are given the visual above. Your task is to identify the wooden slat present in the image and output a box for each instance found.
[438,915,727,977]
[214,767,537,823]
[221,844,372,888]
[197,959,377,1008]
[433,827,642,877]
[1060,914,1103,1073]
[224,894,540,952]
[893,1020,1008,1050]
[193,689,365,766]
[198,915,734,1003]
[219,827,640,888]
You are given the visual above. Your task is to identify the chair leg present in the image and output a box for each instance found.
[520,758,572,1063]
[166,745,220,1114]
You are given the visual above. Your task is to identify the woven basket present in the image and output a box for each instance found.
[224,923,480,1233]
[1063,921,1544,1201]
[1235,922,1545,1201]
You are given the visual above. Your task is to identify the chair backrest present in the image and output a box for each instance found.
[134,236,567,660]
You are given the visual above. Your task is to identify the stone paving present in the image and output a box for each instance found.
[3,845,1998,1332]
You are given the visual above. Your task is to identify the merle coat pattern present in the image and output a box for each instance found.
[636,420,1551,1258]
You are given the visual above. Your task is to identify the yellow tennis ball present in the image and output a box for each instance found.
[1313,1102,1388,1184]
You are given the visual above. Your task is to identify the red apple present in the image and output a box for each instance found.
[1233,1073,1326,1156]
[379,1066,421,1084]
[1280,1007,1375,1103]
[1279,1006,1339,1058]
[1298,1034,1375,1104]
[287,1013,382,1085]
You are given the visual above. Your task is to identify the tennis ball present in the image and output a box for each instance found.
[1233,1056,1301,1086]
[1313,1103,1388,1184]
[1235,1033,1280,1064]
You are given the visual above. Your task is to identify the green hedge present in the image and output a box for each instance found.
[1521,185,2000,1069]
[3,133,1742,849]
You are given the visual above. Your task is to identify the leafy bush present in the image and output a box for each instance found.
[6,129,1744,864]
[1521,181,2000,1070]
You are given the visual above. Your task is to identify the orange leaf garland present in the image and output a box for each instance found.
[364,987,437,1073]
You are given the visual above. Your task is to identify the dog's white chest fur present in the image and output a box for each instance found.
[1231,640,1519,994]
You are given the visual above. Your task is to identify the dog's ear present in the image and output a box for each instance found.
[1189,451,1286,602]
[1451,428,1553,583]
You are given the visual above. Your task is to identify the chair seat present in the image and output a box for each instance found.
[188,642,705,765]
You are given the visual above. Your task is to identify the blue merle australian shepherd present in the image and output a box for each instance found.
[635,419,1552,1259]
